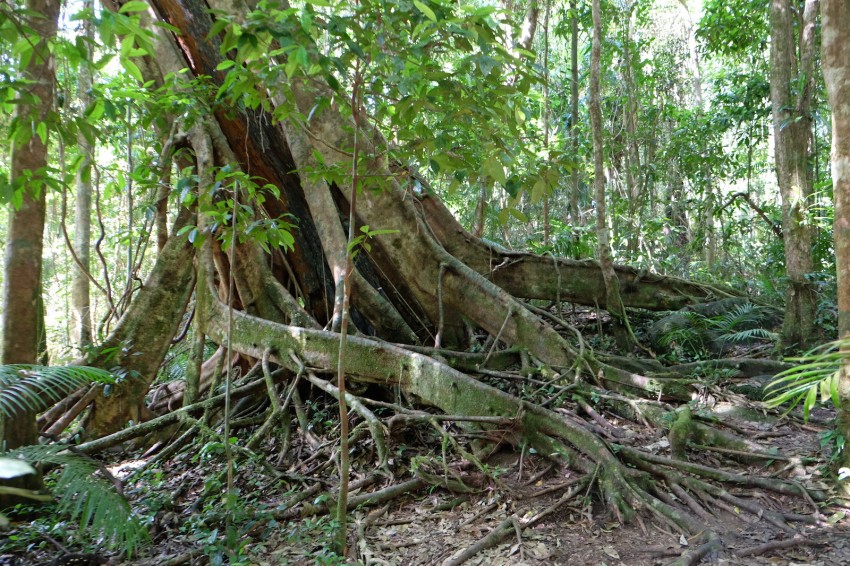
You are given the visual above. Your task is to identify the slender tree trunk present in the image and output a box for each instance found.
[622,2,641,258]
[542,0,550,246]
[590,0,635,351]
[0,0,60,502]
[770,0,819,350]
[821,0,850,485]
[569,0,581,237]
[72,0,95,351]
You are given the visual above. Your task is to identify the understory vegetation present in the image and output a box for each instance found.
[0,0,849,565]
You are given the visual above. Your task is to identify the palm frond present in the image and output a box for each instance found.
[14,444,147,557]
[0,365,116,417]
[718,328,779,343]
[709,302,765,333]
[764,339,850,418]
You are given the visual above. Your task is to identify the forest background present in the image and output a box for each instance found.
[0,0,850,564]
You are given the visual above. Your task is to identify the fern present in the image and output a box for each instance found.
[0,365,116,417]
[13,444,148,556]
[658,302,778,359]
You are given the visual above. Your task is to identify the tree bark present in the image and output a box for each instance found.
[82,210,195,437]
[0,0,60,501]
[569,0,582,233]
[770,0,819,350]
[590,0,636,351]
[71,0,95,351]
[821,0,850,484]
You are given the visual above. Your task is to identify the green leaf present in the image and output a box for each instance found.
[482,155,505,185]
[119,1,148,13]
[413,0,437,22]
[531,175,546,203]
[803,385,817,421]
[36,121,47,145]
[123,59,143,82]
[0,365,118,417]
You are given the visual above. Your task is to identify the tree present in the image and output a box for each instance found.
[589,0,637,351]
[71,0,95,351]
[0,0,61,499]
[769,0,819,350]
[19,2,823,561]
[821,0,850,482]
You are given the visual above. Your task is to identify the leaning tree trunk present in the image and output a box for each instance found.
[81,209,196,438]
[0,0,60,502]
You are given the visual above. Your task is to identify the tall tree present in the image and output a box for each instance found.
[769,0,819,350]
[0,0,61,496]
[590,0,636,351]
[71,0,95,351]
[568,0,582,235]
[821,0,850,480]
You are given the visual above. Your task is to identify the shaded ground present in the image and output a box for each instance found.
[5,390,849,566]
[3,309,850,565]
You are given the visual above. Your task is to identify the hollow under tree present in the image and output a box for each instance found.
[48,0,825,559]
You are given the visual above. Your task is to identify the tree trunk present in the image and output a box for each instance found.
[821,0,850,484]
[82,210,196,438]
[71,0,95,351]
[568,0,582,235]
[590,0,636,351]
[770,0,819,350]
[0,0,60,502]
[621,1,642,258]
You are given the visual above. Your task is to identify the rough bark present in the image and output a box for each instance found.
[821,0,850,481]
[770,0,819,350]
[82,210,196,437]
[0,0,60,501]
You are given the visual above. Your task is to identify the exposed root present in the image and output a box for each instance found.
[735,535,825,558]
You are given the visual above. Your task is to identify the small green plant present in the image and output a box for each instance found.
[0,365,145,556]
[764,339,846,420]
[659,302,778,360]
[9,445,148,556]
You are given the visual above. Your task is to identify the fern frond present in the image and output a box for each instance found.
[0,365,116,417]
[14,444,148,557]
[718,328,779,343]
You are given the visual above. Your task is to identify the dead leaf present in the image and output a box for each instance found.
[603,544,620,559]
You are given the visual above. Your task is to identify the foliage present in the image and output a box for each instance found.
[659,303,778,360]
[764,340,847,420]
[0,365,116,417]
[178,165,297,253]
[7,444,147,556]
[697,0,768,58]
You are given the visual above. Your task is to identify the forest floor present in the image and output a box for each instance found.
[5,312,850,565]
[7,386,848,566]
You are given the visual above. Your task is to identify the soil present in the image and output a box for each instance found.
[5,397,850,566]
[3,313,850,566]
